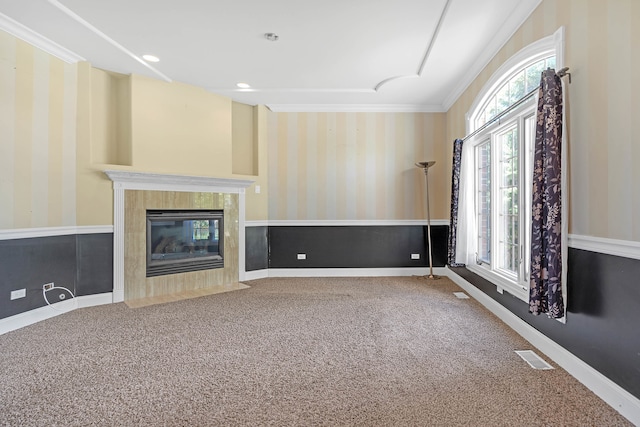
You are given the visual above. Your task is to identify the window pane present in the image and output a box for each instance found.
[477,142,491,264]
[523,114,536,279]
[487,97,498,121]
[509,72,526,103]
[471,56,554,134]
[496,85,510,115]
[498,127,519,274]
[476,110,486,129]
[526,60,545,92]
[192,220,210,240]
[546,56,556,70]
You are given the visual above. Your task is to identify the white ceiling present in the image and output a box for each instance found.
[0,0,541,112]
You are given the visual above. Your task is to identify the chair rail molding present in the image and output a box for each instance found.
[568,234,640,261]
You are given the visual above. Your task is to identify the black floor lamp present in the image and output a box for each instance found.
[416,161,439,280]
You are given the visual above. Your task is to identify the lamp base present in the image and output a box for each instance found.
[417,274,441,280]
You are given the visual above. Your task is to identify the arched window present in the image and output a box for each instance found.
[458,28,564,302]
[473,56,556,130]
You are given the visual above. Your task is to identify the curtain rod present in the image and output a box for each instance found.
[462,67,571,142]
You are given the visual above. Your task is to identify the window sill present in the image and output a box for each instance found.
[465,264,528,302]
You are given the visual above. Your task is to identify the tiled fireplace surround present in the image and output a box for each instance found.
[105,171,253,303]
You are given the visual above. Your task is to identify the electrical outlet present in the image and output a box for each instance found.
[10,289,26,300]
[411,253,420,260]
[255,185,261,194]
[43,283,54,291]
[297,253,306,260]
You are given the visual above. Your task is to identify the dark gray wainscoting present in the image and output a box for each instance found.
[245,226,268,271]
[0,233,113,320]
[77,233,114,296]
[268,225,448,269]
[451,247,640,401]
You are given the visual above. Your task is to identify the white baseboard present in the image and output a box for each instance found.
[113,289,124,303]
[255,219,450,227]
[0,293,113,335]
[443,268,640,425]
[244,269,270,281]
[266,267,448,278]
[76,293,114,308]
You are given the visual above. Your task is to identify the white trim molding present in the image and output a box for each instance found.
[569,234,640,261]
[266,103,446,113]
[0,12,85,64]
[244,269,270,281]
[46,0,172,82]
[0,293,113,336]
[441,0,543,111]
[104,170,254,194]
[465,27,563,135]
[267,267,447,278]
[259,219,450,227]
[245,220,269,227]
[104,170,254,302]
[0,225,113,241]
[444,268,640,425]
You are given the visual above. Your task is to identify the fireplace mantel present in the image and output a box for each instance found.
[104,170,254,193]
[105,170,254,303]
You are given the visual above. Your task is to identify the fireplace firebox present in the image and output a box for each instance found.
[146,210,224,277]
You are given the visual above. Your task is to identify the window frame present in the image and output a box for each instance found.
[467,98,536,300]
[463,28,565,302]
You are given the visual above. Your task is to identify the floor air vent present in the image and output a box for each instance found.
[515,350,554,370]
[453,292,470,299]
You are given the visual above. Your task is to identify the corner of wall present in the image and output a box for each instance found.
[244,105,269,221]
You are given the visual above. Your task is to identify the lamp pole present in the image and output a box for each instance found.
[415,161,439,280]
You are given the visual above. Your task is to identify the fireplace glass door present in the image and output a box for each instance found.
[146,210,224,277]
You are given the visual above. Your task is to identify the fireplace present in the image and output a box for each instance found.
[105,170,253,303]
[146,210,224,277]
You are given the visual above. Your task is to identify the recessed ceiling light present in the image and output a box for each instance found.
[142,54,160,63]
[236,82,251,89]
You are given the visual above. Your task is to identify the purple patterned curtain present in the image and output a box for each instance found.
[447,139,465,267]
[529,69,564,318]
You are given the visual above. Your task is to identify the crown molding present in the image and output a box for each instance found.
[266,104,445,113]
[0,12,84,63]
[46,0,172,82]
[441,0,542,111]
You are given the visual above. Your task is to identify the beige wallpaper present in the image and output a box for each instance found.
[244,105,269,221]
[3,0,638,239]
[0,31,78,229]
[446,0,640,242]
[130,75,233,177]
[1,34,269,229]
[267,111,448,221]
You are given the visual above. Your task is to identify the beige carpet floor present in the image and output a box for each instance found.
[0,276,632,426]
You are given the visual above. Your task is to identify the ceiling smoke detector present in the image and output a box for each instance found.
[264,33,279,42]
